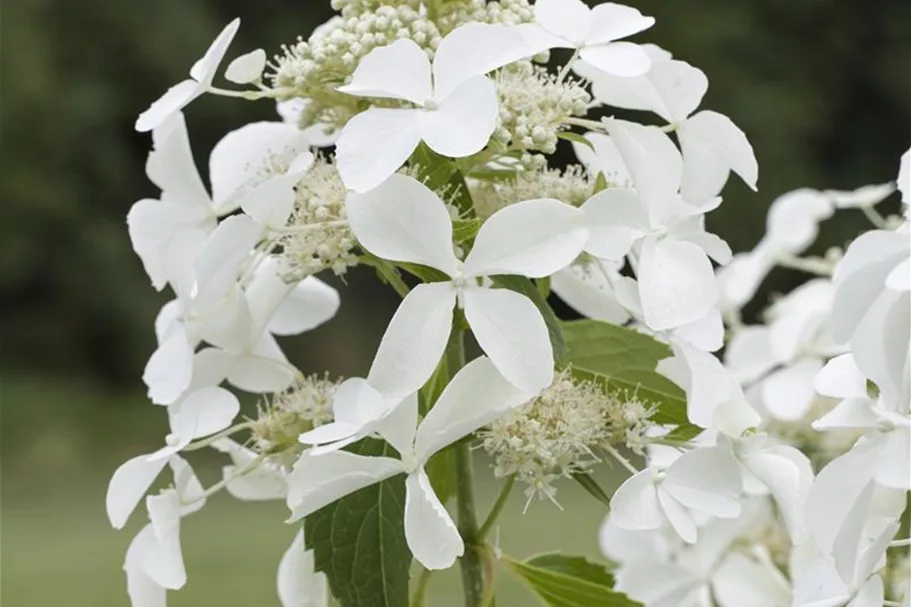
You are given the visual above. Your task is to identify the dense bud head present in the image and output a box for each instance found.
[251,373,338,452]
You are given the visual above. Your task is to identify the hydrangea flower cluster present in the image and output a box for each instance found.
[109,1,910,606]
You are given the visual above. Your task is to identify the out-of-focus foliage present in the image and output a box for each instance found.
[1,0,908,387]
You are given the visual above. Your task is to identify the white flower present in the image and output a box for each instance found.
[117,459,206,605]
[136,19,240,132]
[578,50,757,203]
[603,499,790,607]
[814,354,910,491]
[334,24,529,192]
[276,530,328,607]
[286,356,533,570]
[346,174,587,395]
[297,378,407,454]
[794,480,900,607]
[658,341,761,435]
[609,446,743,543]
[128,112,311,290]
[520,0,654,77]
[717,188,834,310]
[830,228,910,407]
[581,119,732,331]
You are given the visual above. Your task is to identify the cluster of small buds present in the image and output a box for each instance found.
[330,0,423,18]
[437,0,535,33]
[470,164,594,217]
[280,156,358,278]
[491,62,590,154]
[251,373,338,454]
[269,5,440,129]
[479,370,654,506]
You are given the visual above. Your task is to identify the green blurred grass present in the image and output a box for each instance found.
[1,377,618,606]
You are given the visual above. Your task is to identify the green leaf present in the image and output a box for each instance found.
[410,142,474,216]
[424,447,455,504]
[506,553,642,607]
[453,218,480,242]
[396,262,450,284]
[492,275,566,365]
[557,131,595,151]
[570,473,612,508]
[562,319,696,432]
[305,439,410,607]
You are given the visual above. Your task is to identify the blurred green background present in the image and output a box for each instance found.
[1,0,908,605]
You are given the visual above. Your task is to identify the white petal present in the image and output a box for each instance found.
[168,456,206,515]
[209,121,310,210]
[813,398,879,430]
[609,467,663,531]
[374,392,420,457]
[172,386,240,440]
[367,282,457,398]
[191,284,253,352]
[227,334,295,393]
[145,112,211,209]
[127,199,212,290]
[277,530,328,607]
[615,561,701,606]
[106,455,170,529]
[550,264,631,324]
[335,107,423,193]
[338,39,431,104]
[724,326,776,384]
[604,119,682,217]
[143,492,186,589]
[664,447,742,518]
[765,188,834,254]
[420,76,498,158]
[678,231,732,265]
[712,552,791,607]
[886,257,911,291]
[194,214,261,309]
[589,59,706,124]
[717,250,774,310]
[850,288,909,406]
[742,445,813,542]
[580,188,649,260]
[143,327,194,405]
[136,80,200,133]
[638,237,717,330]
[124,528,168,607]
[534,0,592,45]
[222,463,287,501]
[462,286,554,393]
[849,576,885,607]
[189,18,241,86]
[761,359,823,422]
[432,23,531,100]
[673,308,725,352]
[664,342,733,429]
[588,3,655,44]
[579,42,651,78]
[286,451,405,522]
[656,486,698,543]
[414,356,532,462]
[346,174,459,275]
[239,169,302,229]
[898,147,910,205]
[464,198,587,277]
[404,469,464,570]
[268,277,340,336]
[791,557,851,607]
[572,132,631,185]
[875,428,911,490]
[679,110,758,203]
[225,49,267,84]
[815,354,869,399]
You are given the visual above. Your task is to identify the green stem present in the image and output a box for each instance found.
[478,475,516,540]
[411,567,433,607]
[448,326,485,607]
[360,256,410,297]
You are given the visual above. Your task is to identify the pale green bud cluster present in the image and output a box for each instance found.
[251,373,338,453]
[281,156,358,278]
[470,164,594,217]
[269,6,441,129]
[492,62,591,155]
[479,369,654,506]
[437,0,535,33]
